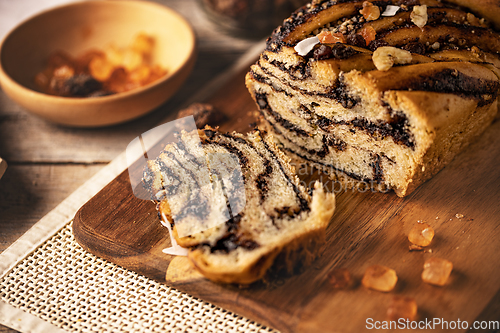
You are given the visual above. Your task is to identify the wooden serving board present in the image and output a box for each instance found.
[73,62,500,332]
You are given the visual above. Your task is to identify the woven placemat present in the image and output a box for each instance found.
[0,222,277,333]
[0,41,274,333]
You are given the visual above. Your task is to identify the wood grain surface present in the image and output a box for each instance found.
[73,57,500,332]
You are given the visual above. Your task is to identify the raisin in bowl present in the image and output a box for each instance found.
[0,1,196,127]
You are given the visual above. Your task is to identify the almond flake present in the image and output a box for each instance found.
[294,36,320,56]
[382,5,400,16]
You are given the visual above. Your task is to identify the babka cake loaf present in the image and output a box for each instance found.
[142,127,335,284]
[245,0,500,197]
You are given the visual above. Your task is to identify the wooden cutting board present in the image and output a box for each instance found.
[73,62,500,332]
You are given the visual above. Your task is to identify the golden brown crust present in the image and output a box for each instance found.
[384,91,498,196]
[189,226,326,284]
[188,244,282,285]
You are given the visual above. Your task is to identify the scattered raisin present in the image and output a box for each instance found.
[313,45,333,60]
[347,33,366,47]
[51,74,102,97]
[331,44,358,59]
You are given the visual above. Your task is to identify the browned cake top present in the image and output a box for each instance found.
[266,0,500,56]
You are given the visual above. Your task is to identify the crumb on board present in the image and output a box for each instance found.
[177,103,227,128]
[409,244,423,251]
[328,268,352,289]
[408,222,434,247]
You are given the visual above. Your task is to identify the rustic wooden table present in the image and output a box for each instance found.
[0,1,259,331]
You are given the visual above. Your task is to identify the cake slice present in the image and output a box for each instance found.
[245,0,500,197]
[142,127,335,284]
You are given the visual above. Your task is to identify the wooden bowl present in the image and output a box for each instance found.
[0,1,196,127]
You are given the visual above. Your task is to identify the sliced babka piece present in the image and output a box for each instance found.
[246,0,500,197]
[142,127,335,284]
